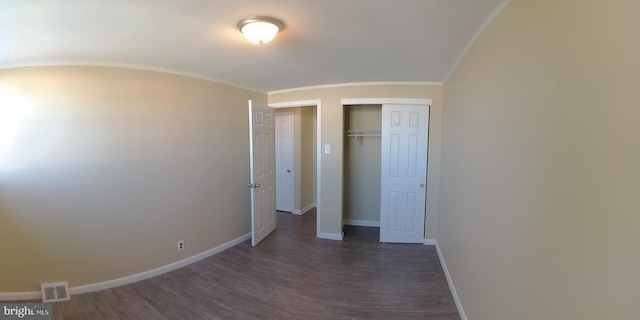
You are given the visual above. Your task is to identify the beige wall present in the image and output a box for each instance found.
[343,105,381,223]
[269,84,443,238]
[439,0,640,319]
[0,66,265,292]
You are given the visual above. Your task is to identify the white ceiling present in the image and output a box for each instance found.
[0,0,504,93]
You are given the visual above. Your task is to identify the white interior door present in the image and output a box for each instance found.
[380,104,429,243]
[248,100,276,246]
[275,113,294,212]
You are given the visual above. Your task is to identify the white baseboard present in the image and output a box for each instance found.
[292,203,316,215]
[423,238,437,245]
[435,241,468,320]
[343,219,380,227]
[317,232,343,241]
[0,232,251,301]
[0,291,41,301]
[301,203,316,214]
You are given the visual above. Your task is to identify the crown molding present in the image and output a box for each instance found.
[0,61,266,93]
[268,81,442,95]
[443,0,513,82]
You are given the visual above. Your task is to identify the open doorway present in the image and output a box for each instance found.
[274,106,317,215]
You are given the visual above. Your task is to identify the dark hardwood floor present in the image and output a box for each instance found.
[15,210,460,319]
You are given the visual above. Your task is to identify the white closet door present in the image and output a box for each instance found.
[380,104,429,243]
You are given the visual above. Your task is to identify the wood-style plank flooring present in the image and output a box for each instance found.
[18,210,460,319]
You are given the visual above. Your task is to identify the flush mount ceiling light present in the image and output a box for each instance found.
[237,16,284,44]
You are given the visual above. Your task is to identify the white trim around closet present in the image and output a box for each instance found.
[341,98,432,106]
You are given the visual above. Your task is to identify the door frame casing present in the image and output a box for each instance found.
[342,98,432,106]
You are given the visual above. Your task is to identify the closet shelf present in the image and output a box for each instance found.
[346,130,381,138]
[346,130,381,147]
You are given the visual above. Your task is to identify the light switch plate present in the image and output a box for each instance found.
[324,144,331,154]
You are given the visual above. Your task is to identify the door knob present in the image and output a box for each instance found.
[420,183,425,188]
[287,169,291,172]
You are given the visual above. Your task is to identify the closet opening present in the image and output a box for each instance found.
[342,99,430,244]
[343,104,382,240]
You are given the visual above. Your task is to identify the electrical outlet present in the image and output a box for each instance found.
[177,240,184,251]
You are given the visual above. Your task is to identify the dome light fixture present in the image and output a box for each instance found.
[237,16,284,44]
